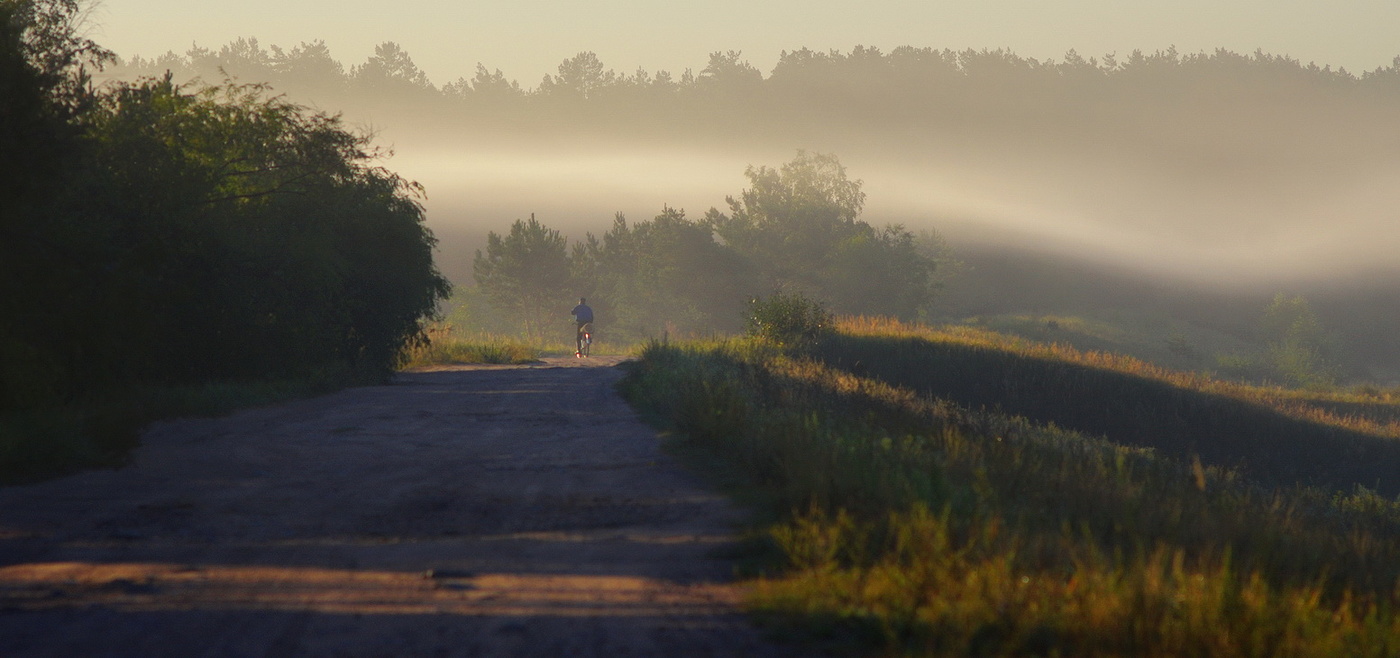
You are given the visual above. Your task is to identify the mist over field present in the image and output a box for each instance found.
[100,44,1400,286]
[100,41,1400,379]
[387,131,1400,289]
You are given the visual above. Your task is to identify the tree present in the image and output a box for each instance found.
[191,36,276,82]
[352,41,433,93]
[697,50,762,88]
[539,51,615,99]
[580,208,756,340]
[473,215,574,338]
[705,151,938,319]
[823,224,937,317]
[4,0,449,417]
[0,0,107,203]
[76,76,449,382]
[706,150,865,290]
[272,40,345,97]
[1,0,112,408]
[472,63,520,93]
[1260,293,1338,388]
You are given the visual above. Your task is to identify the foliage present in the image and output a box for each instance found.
[1,0,109,113]
[574,208,758,341]
[745,292,833,345]
[704,151,939,319]
[64,76,448,385]
[2,2,449,477]
[351,41,433,94]
[538,51,614,99]
[620,326,1400,656]
[472,215,575,339]
[1261,293,1338,388]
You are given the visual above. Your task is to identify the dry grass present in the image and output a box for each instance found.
[397,325,542,367]
[620,323,1400,656]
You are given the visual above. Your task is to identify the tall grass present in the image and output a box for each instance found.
[620,329,1400,655]
[395,322,644,366]
[398,335,541,367]
[395,322,545,367]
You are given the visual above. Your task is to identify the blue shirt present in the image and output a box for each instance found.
[571,304,594,324]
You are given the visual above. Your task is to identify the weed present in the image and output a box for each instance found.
[745,292,833,346]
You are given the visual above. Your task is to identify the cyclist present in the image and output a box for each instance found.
[571,297,594,357]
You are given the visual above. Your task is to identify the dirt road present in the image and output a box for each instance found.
[0,358,793,657]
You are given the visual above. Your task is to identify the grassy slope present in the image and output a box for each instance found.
[956,310,1257,375]
[936,243,1400,385]
[825,318,1400,495]
[619,320,1400,656]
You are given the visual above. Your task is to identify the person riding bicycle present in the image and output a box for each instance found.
[571,297,594,356]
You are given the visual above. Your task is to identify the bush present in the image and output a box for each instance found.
[745,292,833,345]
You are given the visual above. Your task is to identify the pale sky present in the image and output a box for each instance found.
[93,0,1400,87]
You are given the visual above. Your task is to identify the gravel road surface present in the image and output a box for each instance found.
[0,357,794,657]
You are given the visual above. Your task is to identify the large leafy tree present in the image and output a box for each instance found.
[79,76,448,383]
[2,1,450,411]
[706,151,865,289]
[705,151,937,318]
[1,0,112,408]
[473,215,575,338]
[0,0,106,202]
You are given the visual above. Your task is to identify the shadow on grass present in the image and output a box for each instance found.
[810,330,1400,495]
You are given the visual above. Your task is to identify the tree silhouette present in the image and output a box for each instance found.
[579,208,756,339]
[273,40,345,95]
[706,151,866,291]
[705,151,936,319]
[4,5,449,410]
[473,215,574,338]
[539,51,614,99]
[352,41,433,92]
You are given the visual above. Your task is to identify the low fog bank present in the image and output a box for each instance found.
[394,141,1400,290]
[939,242,1400,383]
[102,42,1400,290]
[397,139,1399,380]
[100,42,1400,376]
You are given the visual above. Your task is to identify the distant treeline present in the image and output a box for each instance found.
[1,0,449,413]
[113,38,1400,107]
[107,38,1400,148]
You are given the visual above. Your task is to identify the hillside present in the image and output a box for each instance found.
[621,319,1400,654]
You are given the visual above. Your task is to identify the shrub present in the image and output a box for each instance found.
[745,292,833,345]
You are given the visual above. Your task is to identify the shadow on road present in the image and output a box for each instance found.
[0,362,792,656]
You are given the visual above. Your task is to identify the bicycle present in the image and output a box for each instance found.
[576,322,592,358]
